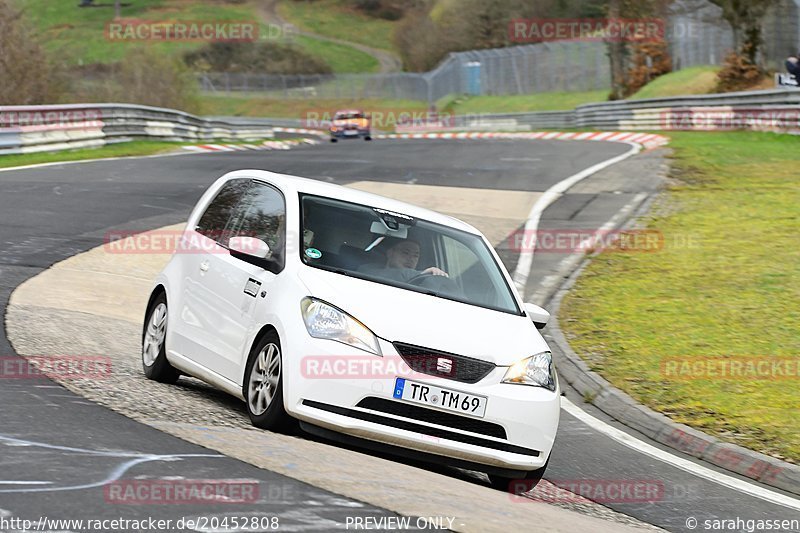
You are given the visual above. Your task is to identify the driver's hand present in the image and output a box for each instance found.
[423,267,449,277]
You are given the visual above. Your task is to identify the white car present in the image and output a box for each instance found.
[142,170,560,489]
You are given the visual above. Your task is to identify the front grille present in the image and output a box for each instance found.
[302,399,539,457]
[357,397,507,439]
[393,342,496,384]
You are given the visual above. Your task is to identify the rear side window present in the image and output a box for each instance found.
[195,179,250,243]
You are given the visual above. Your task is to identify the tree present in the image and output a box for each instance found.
[604,0,673,99]
[0,0,60,104]
[706,0,776,65]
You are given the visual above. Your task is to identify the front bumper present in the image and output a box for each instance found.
[284,336,560,472]
[330,129,370,139]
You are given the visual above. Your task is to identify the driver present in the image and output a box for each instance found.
[359,238,448,282]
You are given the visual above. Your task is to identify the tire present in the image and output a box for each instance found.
[243,331,293,431]
[330,138,338,143]
[488,458,549,493]
[364,135,372,141]
[141,292,180,384]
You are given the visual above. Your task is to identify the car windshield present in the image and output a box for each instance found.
[300,194,520,315]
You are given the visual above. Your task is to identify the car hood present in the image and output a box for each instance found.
[333,119,367,127]
[297,267,547,366]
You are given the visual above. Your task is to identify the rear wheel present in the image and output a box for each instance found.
[330,137,338,143]
[141,293,180,384]
[244,332,293,431]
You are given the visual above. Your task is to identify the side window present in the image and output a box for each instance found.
[196,179,250,243]
[442,235,478,279]
[226,181,286,258]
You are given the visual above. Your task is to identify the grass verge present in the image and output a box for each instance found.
[293,34,380,73]
[198,95,428,127]
[278,0,396,51]
[445,91,610,114]
[559,131,800,464]
[0,137,299,169]
[630,66,719,100]
[0,141,185,169]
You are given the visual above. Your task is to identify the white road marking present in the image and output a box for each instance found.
[511,143,641,291]
[0,435,222,494]
[529,192,647,304]
[561,398,800,511]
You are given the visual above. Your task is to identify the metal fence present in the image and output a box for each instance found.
[197,41,611,103]
[669,0,800,70]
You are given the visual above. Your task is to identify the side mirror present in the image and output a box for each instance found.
[229,236,270,259]
[524,303,550,330]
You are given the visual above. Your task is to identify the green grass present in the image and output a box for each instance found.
[0,137,292,169]
[560,131,800,463]
[18,0,258,66]
[0,141,181,169]
[630,66,720,100]
[278,0,396,51]
[293,34,379,73]
[445,91,610,114]
[199,94,428,127]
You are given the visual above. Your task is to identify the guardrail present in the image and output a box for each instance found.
[442,89,800,134]
[2,89,799,155]
[0,103,283,155]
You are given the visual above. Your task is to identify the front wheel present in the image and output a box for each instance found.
[244,332,293,431]
[488,458,549,492]
[141,293,180,384]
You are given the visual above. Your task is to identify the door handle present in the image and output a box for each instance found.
[199,261,210,273]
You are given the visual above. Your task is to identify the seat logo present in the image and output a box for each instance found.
[436,358,453,374]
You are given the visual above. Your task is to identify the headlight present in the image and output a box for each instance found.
[502,351,556,391]
[300,298,381,355]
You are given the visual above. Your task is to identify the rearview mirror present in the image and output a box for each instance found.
[229,236,270,259]
[370,220,408,239]
[524,303,550,330]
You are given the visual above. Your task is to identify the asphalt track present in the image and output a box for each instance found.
[0,139,798,532]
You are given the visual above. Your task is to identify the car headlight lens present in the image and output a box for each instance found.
[300,298,381,355]
[502,351,556,391]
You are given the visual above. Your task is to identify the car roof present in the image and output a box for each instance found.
[334,109,363,115]
[227,169,481,235]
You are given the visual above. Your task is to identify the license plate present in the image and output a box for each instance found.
[393,378,487,418]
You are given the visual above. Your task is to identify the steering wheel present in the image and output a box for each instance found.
[407,272,439,285]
